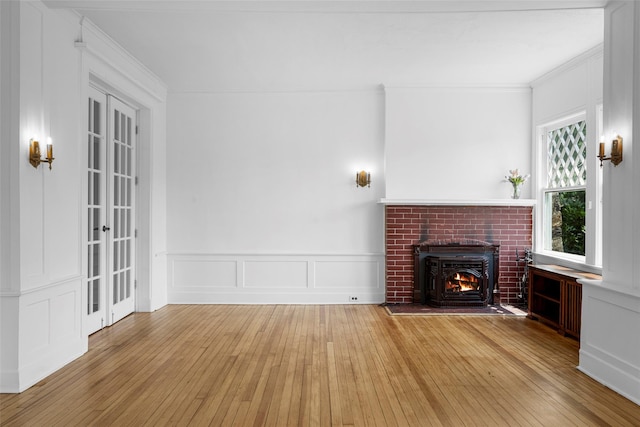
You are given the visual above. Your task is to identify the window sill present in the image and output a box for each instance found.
[533,251,602,275]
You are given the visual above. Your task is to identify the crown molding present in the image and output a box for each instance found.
[44,0,607,14]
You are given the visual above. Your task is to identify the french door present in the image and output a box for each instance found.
[86,87,137,335]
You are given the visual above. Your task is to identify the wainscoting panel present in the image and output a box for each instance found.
[51,290,79,343]
[314,260,380,289]
[22,300,50,356]
[168,254,385,304]
[244,261,308,289]
[7,277,86,392]
[172,259,238,288]
[579,281,640,405]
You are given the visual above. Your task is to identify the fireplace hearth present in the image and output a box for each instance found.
[413,240,499,307]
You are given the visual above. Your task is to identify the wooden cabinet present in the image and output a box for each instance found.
[528,265,601,339]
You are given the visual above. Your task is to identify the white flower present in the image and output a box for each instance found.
[505,169,529,186]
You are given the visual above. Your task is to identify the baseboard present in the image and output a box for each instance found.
[578,350,640,406]
[0,370,20,393]
[0,337,87,393]
[169,291,385,305]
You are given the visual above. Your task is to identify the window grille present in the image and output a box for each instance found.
[547,121,587,188]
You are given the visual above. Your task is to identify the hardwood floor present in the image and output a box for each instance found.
[1,305,639,426]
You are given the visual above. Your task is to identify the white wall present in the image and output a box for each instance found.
[600,2,637,288]
[384,86,531,200]
[0,0,19,391]
[0,1,85,392]
[165,84,532,303]
[166,90,385,303]
[532,48,603,125]
[579,0,640,406]
[0,0,3,289]
[531,46,604,269]
[0,2,167,392]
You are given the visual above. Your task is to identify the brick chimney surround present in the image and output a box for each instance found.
[381,199,534,305]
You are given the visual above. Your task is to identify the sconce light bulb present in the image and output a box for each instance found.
[47,136,52,145]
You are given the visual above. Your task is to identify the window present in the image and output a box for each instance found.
[542,119,587,258]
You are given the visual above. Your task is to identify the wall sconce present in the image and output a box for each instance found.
[598,133,623,167]
[355,170,371,188]
[29,137,54,170]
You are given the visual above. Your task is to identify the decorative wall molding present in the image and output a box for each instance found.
[0,274,84,297]
[530,44,604,89]
[0,277,85,393]
[579,280,640,405]
[383,84,531,91]
[168,253,385,304]
[78,15,167,101]
[44,1,608,14]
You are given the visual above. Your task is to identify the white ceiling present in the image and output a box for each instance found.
[45,1,606,92]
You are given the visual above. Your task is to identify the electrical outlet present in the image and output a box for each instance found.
[349,296,358,302]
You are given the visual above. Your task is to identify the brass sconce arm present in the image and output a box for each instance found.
[29,138,55,170]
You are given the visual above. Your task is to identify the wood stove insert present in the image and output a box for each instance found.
[413,241,499,307]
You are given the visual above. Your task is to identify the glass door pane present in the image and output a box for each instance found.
[86,87,107,335]
[108,96,136,324]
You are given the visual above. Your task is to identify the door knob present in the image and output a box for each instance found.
[102,225,111,232]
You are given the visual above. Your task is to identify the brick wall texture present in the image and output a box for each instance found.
[385,205,533,304]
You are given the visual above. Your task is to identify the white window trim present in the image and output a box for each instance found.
[534,110,602,273]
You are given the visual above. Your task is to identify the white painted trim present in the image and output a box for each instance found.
[77,16,167,101]
[578,278,640,298]
[175,86,385,95]
[0,274,84,296]
[169,293,384,305]
[170,252,384,257]
[382,84,531,91]
[577,353,640,406]
[13,337,86,393]
[1,277,87,393]
[534,253,601,276]
[168,253,385,305]
[378,198,536,206]
[43,1,608,14]
[579,280,640,405]
[176,82,532,96]
[0,0,22,295]
[75,12,168,314]
[531,44,604,88]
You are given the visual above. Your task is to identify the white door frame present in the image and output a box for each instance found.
[79,22,168,339]
[85,86,137,334]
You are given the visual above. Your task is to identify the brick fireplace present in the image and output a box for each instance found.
[384,204,533,305]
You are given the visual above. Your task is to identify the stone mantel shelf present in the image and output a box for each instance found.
[379,198,536,207]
